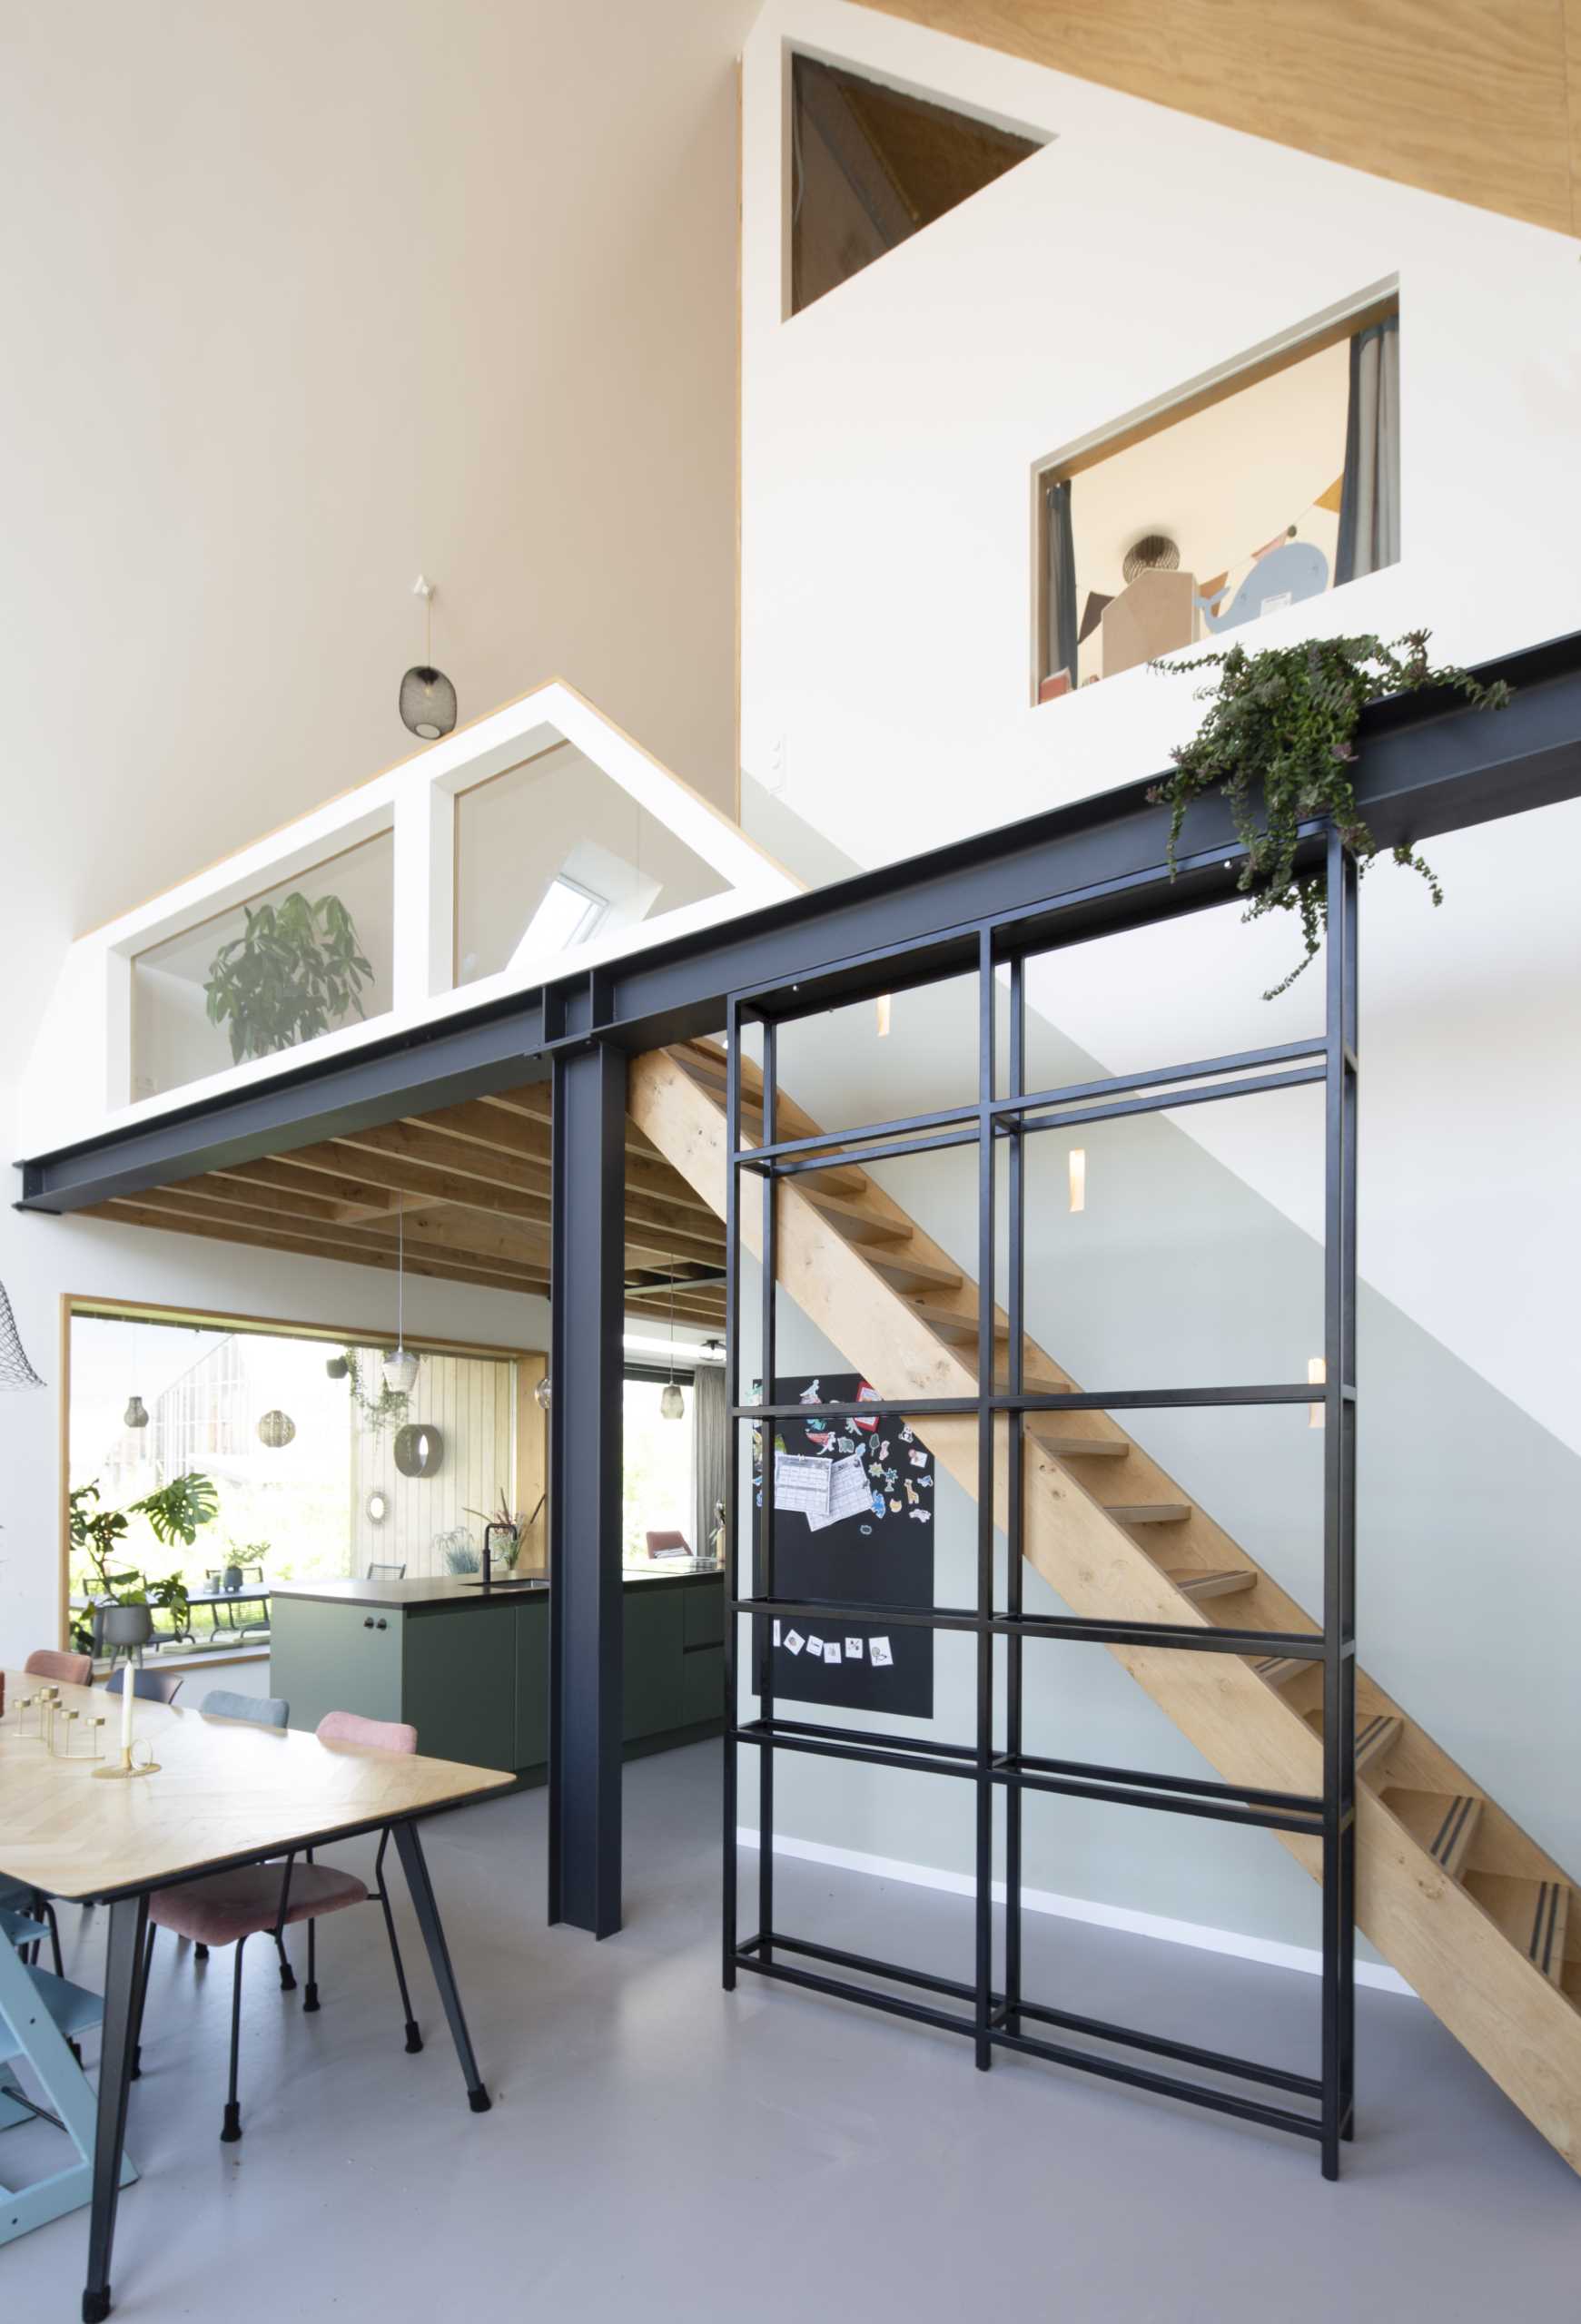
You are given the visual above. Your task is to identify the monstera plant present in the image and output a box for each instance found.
[204,890,373,1064]
[68,1472,219,1651]
[1151,630,1512,998]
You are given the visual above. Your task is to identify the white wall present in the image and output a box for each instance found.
[0,0,756,1119]
[736,3,1581,1948]
[741,0,1581,1446]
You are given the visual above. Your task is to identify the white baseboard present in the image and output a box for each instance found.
[737,1827,1416,1998]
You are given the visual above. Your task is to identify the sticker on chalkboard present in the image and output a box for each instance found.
[773,1620,782,1646]
[805,1634,825,1656]
[784,1630,805,1655]
[823,1641,841,1666]
[869,1637,894,1669]
[845,1638,864,1659]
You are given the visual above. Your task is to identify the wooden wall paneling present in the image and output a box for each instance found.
[864,0,1580,235]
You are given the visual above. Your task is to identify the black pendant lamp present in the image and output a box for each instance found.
[400,575,457,741]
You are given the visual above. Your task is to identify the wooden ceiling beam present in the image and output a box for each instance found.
[281,1138,548,1221]
[84,1201,550,1298]
[388,1100,716,1215]
[207,1154,401,1212]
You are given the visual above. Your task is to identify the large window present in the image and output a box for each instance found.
[1035,298,1399,700]
[621,1374,695,1563]
[65,1305,531,1653]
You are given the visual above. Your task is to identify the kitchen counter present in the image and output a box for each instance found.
[272,1564,722,1613]
[270,1563,725,1775]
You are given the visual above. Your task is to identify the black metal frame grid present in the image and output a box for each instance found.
[722,825,1359,2176]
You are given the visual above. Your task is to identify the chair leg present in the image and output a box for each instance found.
[130,1923,156,2080]
[302,1915,319,2013]
[194,1941,209,1960]
[375,1837,422,2054]
[275,1930,296,1992]
[37,1896,64,1981]
[221,1937,247,2142]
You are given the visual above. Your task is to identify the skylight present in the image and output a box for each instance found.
[520,873,608,955]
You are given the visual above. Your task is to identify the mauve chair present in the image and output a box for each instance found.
[24,1648,93,1687]
[133,1708,424,2142]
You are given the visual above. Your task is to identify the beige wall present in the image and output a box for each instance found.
[0,0,751,1664]
[0,0,756,1095]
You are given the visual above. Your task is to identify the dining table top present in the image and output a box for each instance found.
[0,1670,514,1904]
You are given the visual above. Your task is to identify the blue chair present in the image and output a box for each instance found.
[104,1668,183,1705]
[198,1689,288,1728]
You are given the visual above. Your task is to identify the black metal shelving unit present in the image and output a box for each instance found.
[722,825,1359,2176]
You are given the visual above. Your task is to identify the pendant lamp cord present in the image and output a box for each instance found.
[397,1209,404,1350]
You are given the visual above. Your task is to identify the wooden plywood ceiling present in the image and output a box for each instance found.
[865,0,1581,237]
[81,1052,730,1337]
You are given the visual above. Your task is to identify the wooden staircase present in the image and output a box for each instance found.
[631,1038,1581,2176]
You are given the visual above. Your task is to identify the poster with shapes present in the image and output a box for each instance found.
[751,1372,934,1717]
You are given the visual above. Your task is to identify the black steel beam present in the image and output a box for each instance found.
[15,627,1581,1214]
[547,1042,627,1940]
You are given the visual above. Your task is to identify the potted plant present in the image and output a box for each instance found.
[464,1489,524,1571]
[1151,630,1511,997]
[203,889,374,1065]
[341,1347,410,1435]
[69,1472,218,1654]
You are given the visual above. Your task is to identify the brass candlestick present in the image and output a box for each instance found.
[92,1746,160,1780]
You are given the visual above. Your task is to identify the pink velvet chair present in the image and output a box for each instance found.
[133,1710,425,2143]
[24,1648,92,1687]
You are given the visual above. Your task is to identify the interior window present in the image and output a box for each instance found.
[1036,304,1399,700]
[790,52,1042,314]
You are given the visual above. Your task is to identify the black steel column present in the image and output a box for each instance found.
[1320,825,1359,2174]
[548,1039,627,1939]
[722,1003,743,1988]
[1003,954,1026,2037]
[757,1019,778,1961]
[973,931,996,2071]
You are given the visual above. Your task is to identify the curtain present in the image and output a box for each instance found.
[1335,315,1400,586]
[692,1361,727,1563]
[1046,478,1078,688]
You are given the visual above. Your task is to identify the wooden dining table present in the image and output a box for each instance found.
[0,1672,514,2321]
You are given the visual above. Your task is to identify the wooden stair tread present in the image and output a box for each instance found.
[796,1187,913,1244]
[1102,1502,1192,1525]
[1463,1874,1571,1988]
[908,1301,1010,1341]
[1381,1787,1483,1880]
[867,1251,964,1294]
[1253,1654,1312,1688]
[1160,1566,1257,1601]
[1025,1428,1130,1459]
[1303,1706,1402,1776]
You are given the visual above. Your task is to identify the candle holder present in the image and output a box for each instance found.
[92,1742,160,1780]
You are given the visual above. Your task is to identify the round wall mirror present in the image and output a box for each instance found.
[392,1423,444,1480]
[366,1490,389,1525]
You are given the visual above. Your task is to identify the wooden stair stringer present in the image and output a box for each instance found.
[630,1046,1581,2173]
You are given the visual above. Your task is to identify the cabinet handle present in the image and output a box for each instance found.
[375,1618,389,1631]
[363,1617,374,1630]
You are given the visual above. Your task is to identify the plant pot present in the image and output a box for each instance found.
[223,1565,244,1593]
[101,1603,154,1651]
[325,1355,350,1381]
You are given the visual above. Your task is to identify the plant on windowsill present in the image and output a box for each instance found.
[68,1472,218,1653]
[341,1347,410,1435]
[1150,631,1512,998]
[203,890,374,1065]
[463,1489,524,1571]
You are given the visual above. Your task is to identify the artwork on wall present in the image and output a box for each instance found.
[750,1373,934,1718]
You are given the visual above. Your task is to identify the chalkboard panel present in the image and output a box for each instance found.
[751,1373,934,1718]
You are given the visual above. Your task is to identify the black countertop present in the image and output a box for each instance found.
[272,1565,724,1613]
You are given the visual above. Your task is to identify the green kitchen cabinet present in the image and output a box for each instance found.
[515,1597,549,1772]
[682,1641,724,1727]
[403,1604,517,1773]
[623,1583,685,1740]
[270,1597,405,1733]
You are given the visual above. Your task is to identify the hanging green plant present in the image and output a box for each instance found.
[1151,631,1511,998]
[341,1347,410,1435]
[204,890,373,1064]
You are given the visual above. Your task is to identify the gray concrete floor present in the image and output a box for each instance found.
[6,1741,1576,2319]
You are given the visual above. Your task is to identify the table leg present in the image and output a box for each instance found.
[83,1893,147,2324]
[391,1821,490,2114]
